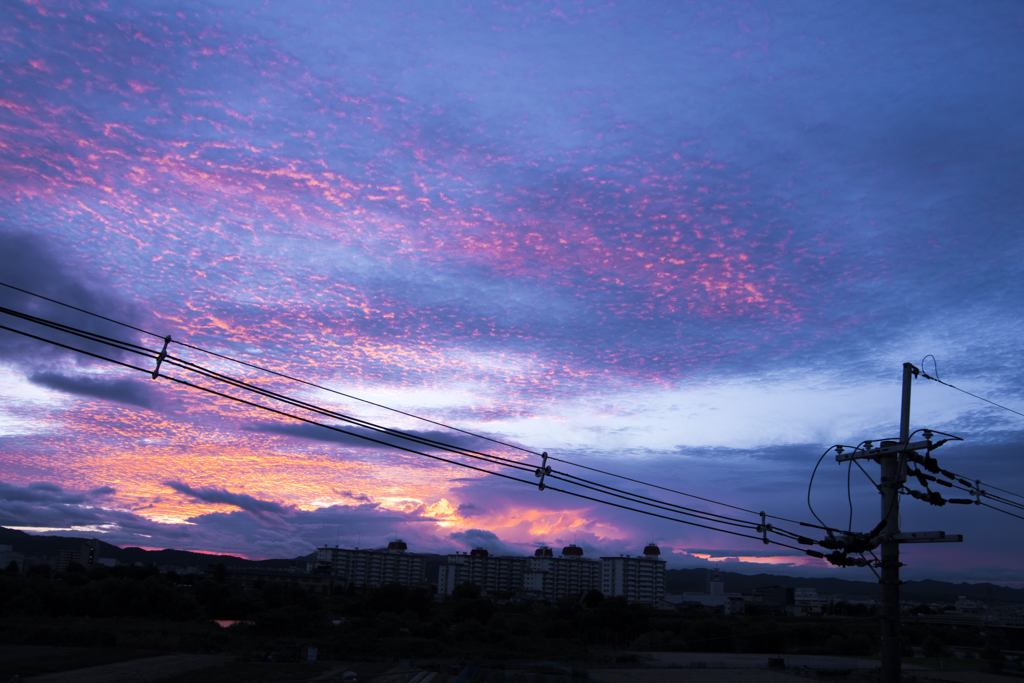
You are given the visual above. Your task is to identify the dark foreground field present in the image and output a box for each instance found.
[1,566,1022,682]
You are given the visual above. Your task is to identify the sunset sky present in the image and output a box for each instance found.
[2,1,1023,585]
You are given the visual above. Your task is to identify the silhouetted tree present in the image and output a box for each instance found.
[583,589,604,609]
[452,582,481,601]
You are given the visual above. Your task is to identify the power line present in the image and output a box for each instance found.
[167,353,826,543]
[547,473,760,532]
[163,355,536,474]
[920,370,1024,420]
[851,432,1024,524]
[0,323,155,376]
[173,338,543,457]
[0,308,825,555]
[980,503,1024,521]
[0,305,159,359]
[981,481,1024,502]
[0,289,823,541]
[0,279,541,457]
[548,455,758,517]
[167,354,795,537]
[160,374,538,483]
[913,457,1024,513]
[0,280,162,340]
[548,453,833,534]
[8,282,1017,547]
[172,368,808,545]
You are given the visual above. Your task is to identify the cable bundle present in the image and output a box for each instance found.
[0,281,831,557]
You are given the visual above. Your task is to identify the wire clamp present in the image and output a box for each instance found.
[151,335,171,379]
[972,479,983,505]
[757,511,772,545]
[534,452,552,491]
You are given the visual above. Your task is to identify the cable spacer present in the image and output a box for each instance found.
[972,479,983,505]
[534,451,552,491]
[151,335,171,379]
[757,511,772,545]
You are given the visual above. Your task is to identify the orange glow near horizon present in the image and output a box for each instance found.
[690,553,809,566]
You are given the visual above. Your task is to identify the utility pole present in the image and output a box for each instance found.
[835,363,963,683]
[879,362,913,683]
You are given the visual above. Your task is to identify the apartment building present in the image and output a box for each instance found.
[314,540,427,589]
[522,545,602,601]
[438,548,525,597]
[438,543,667,605]
[600,544,666,605]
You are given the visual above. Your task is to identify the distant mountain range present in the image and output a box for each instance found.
[0,526,304,571]
[4,527,1021,604]
[663,567,1024,605]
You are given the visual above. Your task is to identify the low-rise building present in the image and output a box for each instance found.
[682,568,746,614]
[218,566,333,594]
[791,587,827,615]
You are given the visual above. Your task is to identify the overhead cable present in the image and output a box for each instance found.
[1,289,821,539]
[0,279,541,457]
[0,280,163,340]
[549,455,757,517]
[0,307,823,554]
[919,369,1024,420]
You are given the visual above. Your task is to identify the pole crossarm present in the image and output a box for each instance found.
[836,439,933,462]
[893,531,963,544]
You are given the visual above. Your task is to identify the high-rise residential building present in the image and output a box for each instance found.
[522,545,601,601]
[438,548,525,597]
[315,540,427,589]
[55,539,102,572]
[600,543,666,605]
[437,543,667,605]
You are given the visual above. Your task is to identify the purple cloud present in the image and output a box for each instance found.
[0,0,1022,586]
[449,529,525,557]
[164,482,288,517]
[30,372,157,409]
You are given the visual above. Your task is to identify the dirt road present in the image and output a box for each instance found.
[24,653,230,683]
